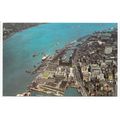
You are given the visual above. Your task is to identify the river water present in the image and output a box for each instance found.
[3,23,117,96]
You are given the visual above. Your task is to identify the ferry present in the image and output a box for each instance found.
[42,54,49,61]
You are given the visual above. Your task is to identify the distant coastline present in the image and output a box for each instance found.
[3,23,45,40]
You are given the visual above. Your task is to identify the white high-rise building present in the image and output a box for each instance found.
[69,67,74,78]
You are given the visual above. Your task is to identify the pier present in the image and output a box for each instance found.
[30,85,64,96]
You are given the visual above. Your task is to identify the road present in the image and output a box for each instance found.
[73,48,87,96]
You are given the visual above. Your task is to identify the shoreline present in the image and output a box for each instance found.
[3,23,45,40]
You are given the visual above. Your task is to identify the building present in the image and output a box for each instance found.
[97,40,105,45]
[83,71,91,82]
[108,72,113,81]
[69,67,74,78]
[100,32,112,40]
[104,46,112,54]
[91,64,101,78]
[58,56,72,66]
[91,64,101,73]
[101,61,106,68]
[105,59,113,65]
[81,65,88,72]
[97,73,105,81]
[57,67,62,74]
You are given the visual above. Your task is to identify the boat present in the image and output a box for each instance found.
[32,52,39,57]
[42,54,49,61]
[25,70,31,73]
